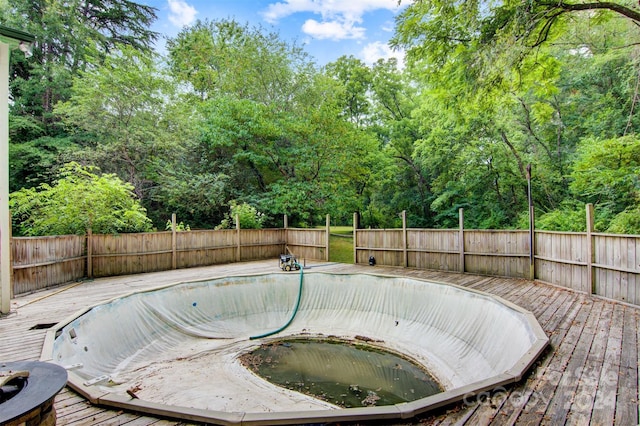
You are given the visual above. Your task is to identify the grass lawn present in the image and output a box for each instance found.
[329,226,353,263]
[330,226,353,235]
[313,225,353,263]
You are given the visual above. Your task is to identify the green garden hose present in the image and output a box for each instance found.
[250,263,303,340]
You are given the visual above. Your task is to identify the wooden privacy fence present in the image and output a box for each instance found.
[11,207,640,307]
[354,206,640,306]
[11,235,85,296]
[11,214,329,296]
[354,211,530,278]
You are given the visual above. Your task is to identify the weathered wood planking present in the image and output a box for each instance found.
[408,229,460,271]
[464,230,529,278]
[176,229,237,267]
[1,260,638,425]
[90,232,173,277]
[594,234,640,304]
[357,229,530,278]
[355,229,404,266]
[11,235,85,295]
[11,227,640,308]
[285,228,327,261]
[535,231,590,293]
[239,229,285,261]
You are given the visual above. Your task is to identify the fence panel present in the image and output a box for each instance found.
[355,229,404,266]
[594,234,640,305]
[12,235,85,295]
[407,229,460,271]
[176,230,237,268]
[240,229,285,261]
[535,231,589,293]
[464,230,529,278]
[91,232,173,277]
[11,225,640,307]
[286,229,326,261]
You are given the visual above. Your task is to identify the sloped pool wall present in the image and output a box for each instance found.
[42,272,548,425]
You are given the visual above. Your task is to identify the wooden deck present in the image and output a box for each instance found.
[1,260,638,425]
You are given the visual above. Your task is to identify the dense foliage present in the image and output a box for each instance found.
[10,163,152,235]
[4,0,640,235]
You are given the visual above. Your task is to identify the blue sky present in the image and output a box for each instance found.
[140,0,408,66]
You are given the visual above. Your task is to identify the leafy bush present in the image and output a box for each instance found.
[606,208,640,235]
[165,219,191,231]
[530,203,586,232]
[216,201,266,229]
[10,162,152,236]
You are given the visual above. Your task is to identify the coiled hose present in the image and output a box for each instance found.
[249,263,303,340]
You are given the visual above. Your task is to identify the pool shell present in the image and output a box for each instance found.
[41,272,549,426]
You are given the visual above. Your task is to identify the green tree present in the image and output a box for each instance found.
[54,45,182,203]
[367,59,437,227]
[570,135,640,213]
[3,0,159,193]
[324,55,373,128]
[10,162,152,236]
[388,4,640,230]
[166,19,378,227]
[167,19,314,104]
[393,0,640,84]
[3,0,158,123]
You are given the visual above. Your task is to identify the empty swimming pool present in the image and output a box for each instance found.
[41,272,548,425]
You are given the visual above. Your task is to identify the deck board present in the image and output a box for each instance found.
[615,307,638,426]
[1,260,637,425]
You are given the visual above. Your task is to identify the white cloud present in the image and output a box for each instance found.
[167,0,198,28]
[262,0,401,40]
[302,19,366,40]
[263,0,400,22]
[361,41,405,66]
[381,20,395,32]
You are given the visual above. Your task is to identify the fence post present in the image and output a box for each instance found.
[87,228,93,279]
[586,203,596,294]
[459,208,465,273]
[402,210,408,267]
[325,214,330,262]
[529,204,536,280]
[8,220,14,299]
[0,42,11,314]
[0,193,9,314]
[8,220,12,299]
[527,164,535,280]
[171,213,177,270]
[236,213,241,262]
[283,214,288,254]
[353,212,358,264]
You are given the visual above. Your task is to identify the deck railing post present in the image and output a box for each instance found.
[8,218,12,299]
[283,214,288,254]
[171,213,177,270]
[586,203,595,294]
[402,210,408,268]
[459,208,465,273]
[353,212,358,264]
[527,164,535,280]
[236,213,241,262]
[87,228,93,279]
[325,214,330,262]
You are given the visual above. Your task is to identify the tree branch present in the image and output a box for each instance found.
[538,1,640,24]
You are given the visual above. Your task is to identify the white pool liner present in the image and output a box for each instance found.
[42,272,548,425]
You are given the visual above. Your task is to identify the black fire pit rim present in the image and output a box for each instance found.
[0,361,68,424]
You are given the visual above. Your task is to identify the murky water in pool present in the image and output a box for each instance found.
[241,340,442,408]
